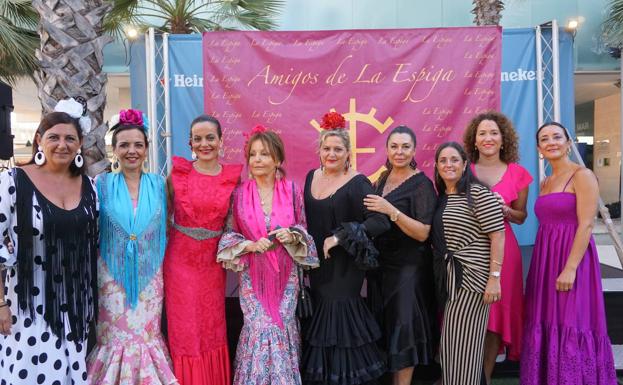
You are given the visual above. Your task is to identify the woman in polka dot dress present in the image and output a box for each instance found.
[0,108,98,385]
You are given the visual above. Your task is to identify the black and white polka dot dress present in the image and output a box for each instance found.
[0,168,98,385]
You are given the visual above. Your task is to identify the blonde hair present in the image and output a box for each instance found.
[319,129,351,152]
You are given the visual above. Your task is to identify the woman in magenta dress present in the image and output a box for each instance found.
[520,122,616,385]
[217,126,318,385]
[463,111,532,383]
[164,115,241,385]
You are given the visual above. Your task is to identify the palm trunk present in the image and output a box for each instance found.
[32,0,112,176]
[472,0,505,26]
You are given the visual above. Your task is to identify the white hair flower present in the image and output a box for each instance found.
[54,98,92,135]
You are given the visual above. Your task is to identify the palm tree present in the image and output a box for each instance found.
[471,0,504,26]
[105,0,284,36]
[0,0,38,85]
[1,0,283,176]
[603,0,623,55]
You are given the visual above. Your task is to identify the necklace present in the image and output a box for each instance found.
[258,188,272,205]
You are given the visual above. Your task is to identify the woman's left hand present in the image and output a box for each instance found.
[363,194,393,215]
[268,228,295,245]
[483,277,501,304]
[556,266,577,292]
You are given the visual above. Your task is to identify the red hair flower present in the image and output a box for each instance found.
[119,109,144,126]
[320,112,346,130]
[243,124,268,141]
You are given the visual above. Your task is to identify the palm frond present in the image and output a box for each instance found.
[0,18,38,85]
[0,0,37,29]
[603,0,623,49]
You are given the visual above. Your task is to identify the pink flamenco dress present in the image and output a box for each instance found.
[164,156,242,385]
[472,162,532,360]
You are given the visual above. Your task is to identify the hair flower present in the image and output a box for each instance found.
[54,97,92,135]
[320,112,346,130]
[119,109,144,126]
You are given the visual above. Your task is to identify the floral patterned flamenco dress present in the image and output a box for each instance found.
[164,156,242,385]
[218,178,318,385]
[87,172,177,385]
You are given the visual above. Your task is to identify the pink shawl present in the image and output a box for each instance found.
[235,178,295,328]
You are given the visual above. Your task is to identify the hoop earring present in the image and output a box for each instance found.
[142,160,150,173]
[111,155,121,173]
[191,151,197,160]
[34,146,46,166]
[538,153,544,160]
[74,149,84,168]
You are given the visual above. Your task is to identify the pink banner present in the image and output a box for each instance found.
[203,27,501,182]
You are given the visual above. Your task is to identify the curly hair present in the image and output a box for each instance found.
[463,111,519,164]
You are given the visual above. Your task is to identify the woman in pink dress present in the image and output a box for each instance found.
[164,115,242,385]
[463,111,532,384]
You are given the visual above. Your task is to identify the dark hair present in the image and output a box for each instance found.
[463,110,519,163]
[246,130,287,176]
[190,115,222,139]
[376,125,418,187]
[111,125,148,148]
[434,141,484,207]
[536,121,570,143]
[24,112,84,176]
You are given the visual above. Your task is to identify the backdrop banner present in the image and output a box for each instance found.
[129,27,575,246]
[202,27,501,181]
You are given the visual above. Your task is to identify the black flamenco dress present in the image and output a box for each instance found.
[302,171,391,385]
[368,173,439,372]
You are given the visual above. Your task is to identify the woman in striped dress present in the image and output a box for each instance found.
[431,142,505,385]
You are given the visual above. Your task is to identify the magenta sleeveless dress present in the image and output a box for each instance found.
[520,190,617,385]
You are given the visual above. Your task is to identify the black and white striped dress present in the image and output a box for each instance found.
[431,183,504,385]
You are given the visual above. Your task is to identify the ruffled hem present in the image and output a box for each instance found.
[520,322,617,385]
[301,344,385,385]
[304,297,381,348]
[172,345,231,385]
[87,340,178,385]
[334,222,379,270]
[384,323,437,371]
[233,318,301,384]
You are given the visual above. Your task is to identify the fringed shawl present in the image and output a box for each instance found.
[235,178,295,328]
[97,172,167,308]
[14,168,98,343]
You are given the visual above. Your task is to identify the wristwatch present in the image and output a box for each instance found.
[489,271,501,278]
[390,209,400,222]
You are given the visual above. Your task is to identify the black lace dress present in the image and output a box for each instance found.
[301,171,391,385]
[368,173,439,372]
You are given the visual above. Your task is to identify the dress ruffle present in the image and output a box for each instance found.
[334,222,379,270]
[172,345,231,385]
[302,297,385,384]
[520,322,617,385]
[87,339,177,385]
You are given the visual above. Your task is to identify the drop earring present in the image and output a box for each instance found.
[191,151,197,160]
[218,148,224,157]
[74,149,84,168]
[34,146,46,166]
[111,155,121,173]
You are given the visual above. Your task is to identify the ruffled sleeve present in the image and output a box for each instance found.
[510,163,533,191]
[0,169,17,268]
[217,187,252,272]
[333,175,391,270]
[284,182,319,269]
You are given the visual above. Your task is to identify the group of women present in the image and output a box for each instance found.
[0,97,618,385]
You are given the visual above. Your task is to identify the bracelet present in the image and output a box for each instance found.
[0,302,8,308]
[332,235,339,244]
[492,260,502,266]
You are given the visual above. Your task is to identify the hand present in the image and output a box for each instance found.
[3,237,13,254]
[323,235,339,259]
[249,237,274,254]
[556,266,577,292]
[0,305,12,336]
[493,192,505,206]
[363,194,393,215]
[483,277,501,304]
[268,228,295,245]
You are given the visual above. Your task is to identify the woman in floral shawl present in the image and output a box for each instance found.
[217,126,318,385]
